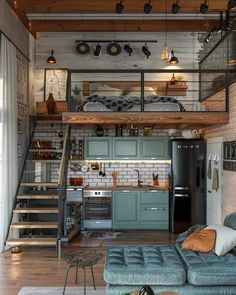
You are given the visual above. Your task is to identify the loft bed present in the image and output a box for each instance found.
[37,69,231,127]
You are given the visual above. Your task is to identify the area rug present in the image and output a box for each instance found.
[79,231,121,247]
[18,286,106,295]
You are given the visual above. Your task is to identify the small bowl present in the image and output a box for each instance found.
[69,177,83,186]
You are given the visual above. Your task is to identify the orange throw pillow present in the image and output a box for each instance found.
[181,229,216,253]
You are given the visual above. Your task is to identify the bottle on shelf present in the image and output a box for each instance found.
[170,73,176,85]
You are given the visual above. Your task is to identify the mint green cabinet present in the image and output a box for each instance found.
[84,137,112,159]
[112,190,169,229]
[141,138,169,159]
[113,191,138,229]
[138,190,169,229]
[113,138,139,159]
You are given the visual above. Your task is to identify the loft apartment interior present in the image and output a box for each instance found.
[1,0,236,294]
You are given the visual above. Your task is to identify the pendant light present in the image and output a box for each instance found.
[169,50,179,64]
[160,0,169,61]
[47,50,56,64]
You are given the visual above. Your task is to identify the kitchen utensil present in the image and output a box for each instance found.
[69,177,83,186]
[99,162,103,176]
[96,125,104,137]
[80,163,89,173]
[91,162,99,170]
[112,171,118,187]
[102,162,106,177]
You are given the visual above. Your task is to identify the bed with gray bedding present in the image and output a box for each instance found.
[76,94,186,112]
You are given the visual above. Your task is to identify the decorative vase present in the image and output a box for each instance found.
[46,92,56,114]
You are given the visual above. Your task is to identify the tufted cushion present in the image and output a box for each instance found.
[176,245,236,286]
[104,246,186,286]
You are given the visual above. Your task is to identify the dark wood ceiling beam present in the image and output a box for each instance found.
[31,20,218,33]
[14,0,229,14]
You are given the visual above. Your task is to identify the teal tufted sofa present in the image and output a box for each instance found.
[104,212,236,295]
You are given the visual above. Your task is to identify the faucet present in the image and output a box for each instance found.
[133,169,143,187]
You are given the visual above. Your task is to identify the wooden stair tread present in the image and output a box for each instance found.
[29,149,63,152]
[20,182,59,187]
[26,160,61,163]
[17,195,58,200]
[6,238,57,246]
[11,222,58,229]
[13,208,59,213]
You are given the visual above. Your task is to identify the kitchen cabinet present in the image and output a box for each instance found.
[84,137,112,159]
[141,138,169,159]
[112,191,138,229]
[112,190,169,229]
[113,138,140,159]
[138,190,169,229]
[84,137,169,160]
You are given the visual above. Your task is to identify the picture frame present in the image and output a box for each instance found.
[44,69,68,101]
[17,119,23,134]
[17,144,22,157]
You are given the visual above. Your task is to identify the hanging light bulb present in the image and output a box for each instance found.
[169,50,179,64]
[160,0,169,61]
[161,42,169,61]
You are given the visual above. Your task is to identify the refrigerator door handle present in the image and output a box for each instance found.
[175,194,189,197]
[175,187,189,190]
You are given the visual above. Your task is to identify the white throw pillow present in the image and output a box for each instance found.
[205,225,236,256]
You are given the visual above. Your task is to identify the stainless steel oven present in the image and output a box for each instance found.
[83,190,112,230]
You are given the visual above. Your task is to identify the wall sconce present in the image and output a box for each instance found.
[200,0,208,14]
[144,0,152,14]
[47,50,56,64]
[93,44,102,57]
[169,50,179,64]
[124,43,133,56]
[172,0,180,14]
[142,43,151,59]
[116,0,124,13]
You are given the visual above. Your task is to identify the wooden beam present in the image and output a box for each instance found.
[15,0,229,14]
[62,112,229,126]
[31,19,218,33]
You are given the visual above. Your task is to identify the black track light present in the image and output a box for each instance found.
[47,50,56,64]
[169,50,179,64]
[172,0,180,14]
[116,0,124,13]
[200,0,208,14]
[93,44,101,56]
[142,43,151,59]
[228,0,236,10]
[144,0,152,14]
[124,44,133,56]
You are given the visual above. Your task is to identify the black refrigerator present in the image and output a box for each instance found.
[170,139,206,234]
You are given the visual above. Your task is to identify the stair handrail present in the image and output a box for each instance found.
[4,115,37,247]
[57,124,71,257]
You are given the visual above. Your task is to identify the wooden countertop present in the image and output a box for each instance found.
[83,186,169,191]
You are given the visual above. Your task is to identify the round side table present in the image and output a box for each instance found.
[63,250,103,295]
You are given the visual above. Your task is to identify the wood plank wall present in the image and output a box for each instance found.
[34,32,202,102]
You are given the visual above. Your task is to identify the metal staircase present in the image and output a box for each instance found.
[5,116,71,256]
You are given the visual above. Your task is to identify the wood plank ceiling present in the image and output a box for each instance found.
[6,0,231,35]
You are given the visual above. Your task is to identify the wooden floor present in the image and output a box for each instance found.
[0,231,177,295]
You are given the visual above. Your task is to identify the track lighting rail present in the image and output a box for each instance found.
[75,40,158,43]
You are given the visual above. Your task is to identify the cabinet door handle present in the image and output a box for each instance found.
[144,208,166,211]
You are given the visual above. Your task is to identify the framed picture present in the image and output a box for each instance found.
[17,144,22,157]
[44,69,68,101]
[17,119,23,134]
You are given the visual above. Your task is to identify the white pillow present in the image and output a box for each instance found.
[90,84,123,96]
[205,225,236,256]
[83,102,110,112]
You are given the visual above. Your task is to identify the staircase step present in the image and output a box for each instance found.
[20,182,59,187]
[26,160,61,163]
[29,149,63,153]
[11,222,58,229]
[6,238,57,246]
[13,207,59,213]
[17,194,58,200]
